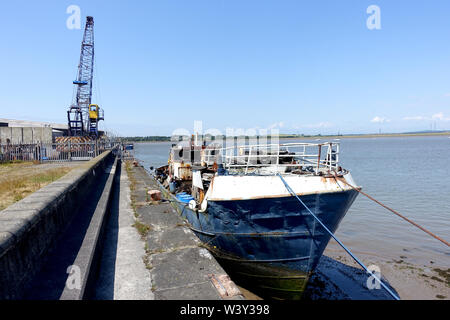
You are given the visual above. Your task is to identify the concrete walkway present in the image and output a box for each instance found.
[94,163,243,300]
[129,165,243,300]
[93,163,154,299]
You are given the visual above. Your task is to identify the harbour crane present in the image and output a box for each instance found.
[67,16,104,138]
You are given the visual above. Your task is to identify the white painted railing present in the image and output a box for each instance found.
[201,142,341,173]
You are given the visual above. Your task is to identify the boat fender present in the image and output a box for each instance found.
[189,200,197,210]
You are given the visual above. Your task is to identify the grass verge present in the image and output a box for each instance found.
[0,162,73,211]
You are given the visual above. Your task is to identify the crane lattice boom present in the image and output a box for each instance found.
[67,16,103,138]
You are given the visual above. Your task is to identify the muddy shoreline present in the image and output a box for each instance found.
[302,247,449,300]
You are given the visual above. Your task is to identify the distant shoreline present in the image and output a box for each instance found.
[280,131,450,140]
[124,131,450,143]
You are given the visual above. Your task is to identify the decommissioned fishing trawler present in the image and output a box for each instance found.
[154,137,360,299]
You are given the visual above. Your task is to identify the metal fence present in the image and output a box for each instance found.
[0,141,119,163]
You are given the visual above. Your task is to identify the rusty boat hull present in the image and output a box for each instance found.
[157,178,359,299]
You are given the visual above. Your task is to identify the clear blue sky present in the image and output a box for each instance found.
[1,0,450,136]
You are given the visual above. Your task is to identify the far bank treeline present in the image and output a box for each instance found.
[119,130,450,142]
[119,134,311,142]
[121,136,172,142]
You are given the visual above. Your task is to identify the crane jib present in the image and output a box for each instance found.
[67,16,103,138]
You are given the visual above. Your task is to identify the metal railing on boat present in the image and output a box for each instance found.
[201,142,341,174]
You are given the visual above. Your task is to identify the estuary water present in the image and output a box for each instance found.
[134,136,450,268]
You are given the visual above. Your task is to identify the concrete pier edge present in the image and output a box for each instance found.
[127,162,244,300]
[59,156,119,300]
[0,150,115,299]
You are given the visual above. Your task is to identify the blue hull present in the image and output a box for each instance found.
[160,183,358,299]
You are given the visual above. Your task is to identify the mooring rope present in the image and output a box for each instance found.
[277,173,400,300]
[333,174,450,247]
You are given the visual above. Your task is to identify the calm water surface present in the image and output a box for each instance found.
[134,136,450,267]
